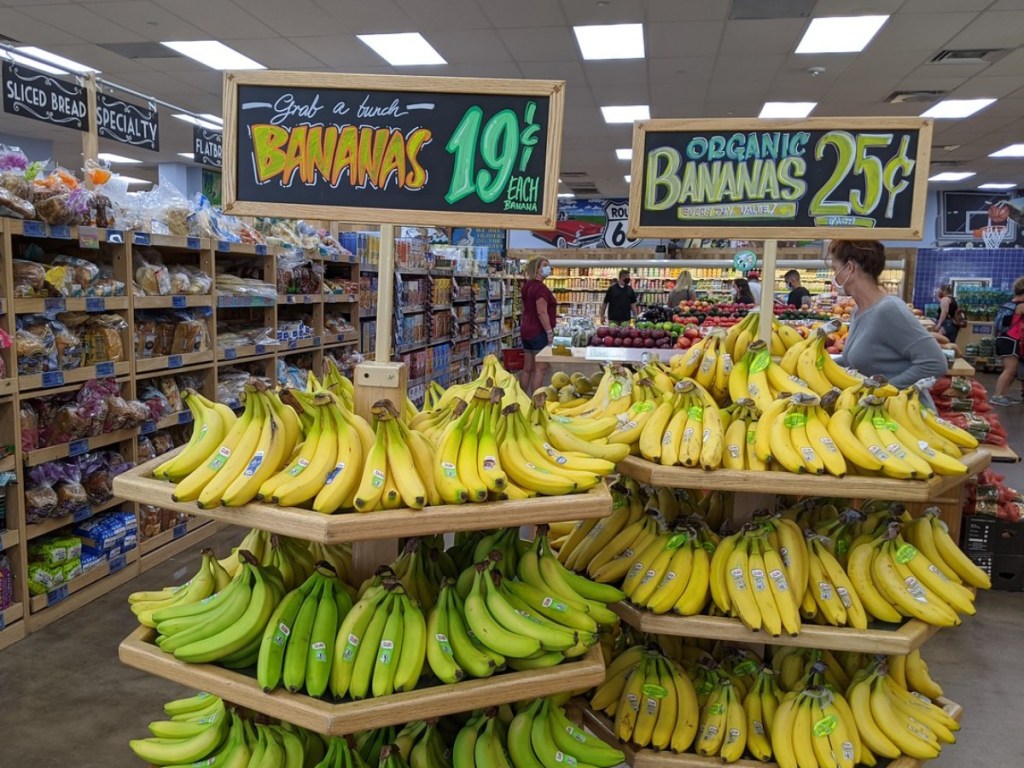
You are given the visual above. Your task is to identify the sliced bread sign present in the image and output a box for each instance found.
[2,61,87,131]
[222,70,564,227]
[628,117,933,240]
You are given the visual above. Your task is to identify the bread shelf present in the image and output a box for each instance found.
[26,497,124,541]
[120,626,605,736]
[0,453,15,473]
[0,604,26,653]
[113,450,614,545]
[139,519,230,573]
[324,294,358,304]
[24,427,140,467]
[277,294,322,305]
[0,528,18,551]
[217,344,277,363]
[13,296,129,314]
[28,548,139,616]
[615,450,991,502]
[611,601,942,655]
[18,361,131,392]
[133,295,214,309]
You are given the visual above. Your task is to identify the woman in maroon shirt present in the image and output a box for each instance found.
[520,256,557,393]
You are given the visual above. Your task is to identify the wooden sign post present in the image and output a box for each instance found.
[627,117,934,342]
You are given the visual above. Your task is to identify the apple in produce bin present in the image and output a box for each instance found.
[645,338,656,348]
[677,337,692,349]
[603,336,615,347]
[613,337,622,346]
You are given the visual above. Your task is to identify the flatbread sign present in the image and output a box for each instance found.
[222,71,564,227]
[628,118,933,240]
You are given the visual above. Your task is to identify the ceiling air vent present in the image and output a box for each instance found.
[98,42,186,60]
[931,49,1004,64]
[886,90,947,104]
[570,184,601,196]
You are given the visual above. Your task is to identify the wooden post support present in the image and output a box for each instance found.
[82,74,99,174]
[758,239,778,344]
[375,223,396,361]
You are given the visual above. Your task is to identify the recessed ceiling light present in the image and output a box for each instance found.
[990,144,1024,158]
[601,105,650,123]
[178,152,196,160]
[0,49,67,76]
[173,113,224,131]
[929,171,975,182]
[796,16,888,54]
[979,183,1017,189]
[116,175,153,186]
[557,192,575,198]
[161,40,264,70]
[573,24,645,60]
[616,148,633,161]
[14,46,98,74]
[921,99,996,119]
[357,33,446,66]
[97,152,142,164]
[624,174,632,183]
[759,102,817,118]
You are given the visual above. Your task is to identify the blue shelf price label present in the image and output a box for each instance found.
[50,225,72,240]
[133,232,151,246]
[109,554,126,573]
[23,220,47,238]
[224,348,237,360]
[187,237,201,250]
[288,340,297,350]
[218,239,231,252]
[0,612,5,631]
[48,584,69,606]
[73,506,91,523]
[78,226,100,250]
[106,229,125,243]
[95,361,115,377]
[173,522,188,540]
[178,410,193,425]
[44,298,67,312]
[41,371,64,388]
[85,297,105,312]
[171,296,187,309]
[68,438,89,458]
[141,421,156,435]
[255,344,266,354]
[168,355,183,369]
[313,336,322,346]
[255,244,267,256]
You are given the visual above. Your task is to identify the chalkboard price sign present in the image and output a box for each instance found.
[628,118,933,240]
[222,71,564,228]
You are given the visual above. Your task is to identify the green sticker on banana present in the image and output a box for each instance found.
[813,715,838,737]
[435,633,454,657]
[610,381,623,400]
[733,660,758,677]
[815,353,826,370]
[207,446,231,471]
[895,543,918,564]
[378,639,395,665]
[666,532,689,550]
[687,406,703,422]
[784,412,808,429]
[634,401,654,413]
[750,348,771,373]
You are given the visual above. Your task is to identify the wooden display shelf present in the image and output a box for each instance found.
[950,358,975,377]
[29,548,139,617]
[277,294,322,305]
[114,450,614,545]
[19,361,131,392]
[577,698,962,768]
[7,220,125,242]
[0,528,18,551]
[26,498,124,541]
[217,295,276,308]
[0,603,26,652]
[13,296,129,314]
[133,295,214,309]
[280,337,321,353]
[135,350,215,374]
[140,519,230,573]
[984,443,1019,463]
[133,233,208,251]
[120,626,605,736]
[0,453,15,472]
[611,602,942,655]
[0,378,14,397]
[616,450,990,502]
[24,427,140,467]
[323,294,359,304]
[143,410,195,432]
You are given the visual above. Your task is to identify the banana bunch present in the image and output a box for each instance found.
[545,364,635,418]
[170,381,300,508]
[378,536,459,612]
[617,524,715,616]
[355,727,400,767]
[723,311,806,360]
[265,534,317,591]
[257,563,354,697]
[729,340,815,415]
[772,685,860,768]
[130,693,329,767]
[153,551,283,667]
[743,665,785,762]
[721,398,769,470]
[668,331,733,403]
[590,645,700,753]
[152,389,238,481]
[847,658,959,763]
[394,721,452,768]
[634,379,724,469]
[772,647,857,696]
[129,548,229,628]
[543,369,604,407]
[317,736,370,768]
[309,540,353,584]
[330,580,427,700]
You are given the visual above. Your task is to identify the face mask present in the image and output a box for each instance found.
[539,265,552,277]
[832,263,852,295]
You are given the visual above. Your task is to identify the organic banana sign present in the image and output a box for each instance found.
[628,118,933,240]
[222,71,564,227]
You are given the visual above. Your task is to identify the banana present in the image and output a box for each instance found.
[871,541,959,626]
[905,648,944,699]
[929,515,992,589]
[221,394,290,507]
[173,393,257,503]
[354,418,390,511]
[331,586,390,698]
[370,591,406,698]
[305,579,340,698]
[867,675,941,760]
[257,576,318,692]
[846,541,903,623]
[827,408,883,472]
[128,710,228,765]
[464,568,541,658]
[392,594,426,693]
[748,538,783,637]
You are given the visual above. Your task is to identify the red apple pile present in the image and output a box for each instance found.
[588,325,675,349]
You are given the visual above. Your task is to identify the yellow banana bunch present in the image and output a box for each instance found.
[152,389,236,482]
[771,685,860,768]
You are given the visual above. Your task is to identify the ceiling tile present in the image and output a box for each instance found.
[896,75,970,92]
[813,0,903,14]
[394,0,492,30]
[977,47,1024,77]
[582,60,647,87]
[950,76,1024,99]
[870,12,975,51]
[0,8,83,44]
[721,19,806,54]
[242,0,349,39]
[518,60,588,84]
[39,43,152,74]
[154,0,276,39]
[649,78,708,106]
[228,39,326,70]
[645,0,729,22]
[945,11,1024,49]
[477,0,567,28]
[901,0,993,11]
[421,28,513,64]
[88,1,205,39]
[498,27,577,62]
[559,0,645,24]
[313,0,415,32]
[290,35,394,69]
[589,83,652,105]
[647,57,715,84]
[18,4,141,44]
[647,22,724,58]
[712,54,786,82]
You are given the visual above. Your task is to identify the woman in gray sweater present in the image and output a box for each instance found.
[828,240,947,388]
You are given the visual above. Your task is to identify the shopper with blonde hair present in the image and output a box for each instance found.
[520,256,557,393]
[667,270,697,308]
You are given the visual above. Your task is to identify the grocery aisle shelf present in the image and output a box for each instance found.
[217,344,277,363]
[26,497,125,541]
[13,297,130,313]
[147,410,194,431]
[139,519,231,573]
[120,627,605,736]
[18,362,132,392]
[135,351,215,374]
[216,295,276,308]
[27,549,140,629]
[0,453,15,473]
[0,528,19,550]
[133,295,214,309]
[276,294,322,305]
[24,427,140,467]
[0,379,14,396]
[323,294,358,304]
[0,604,26,652]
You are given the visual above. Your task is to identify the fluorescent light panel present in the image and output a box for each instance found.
[921,99,995,119]
[173,113,223,131]
[624,175,632,183]
[616,148,633,161]
[979,183,1017,189]
[15,46,98,74]
[0,49,67,76]
[178,152,196,160]
[161,40,264,70]
[601,105,650,123]
[759,101,817,118]
[573,24,645,60]
[796,15,888,54]
[97,152,142,164]
[557,192,575,198]
[990,144,1024,158]
[929,172,975,181]
[358,33,446,66]
[117,175,153,185]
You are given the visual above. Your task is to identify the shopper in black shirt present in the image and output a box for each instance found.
[784,269,812,308]
[601,270,638,324]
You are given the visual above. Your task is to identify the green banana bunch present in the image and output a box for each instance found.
[129,548,220,628]
[316,736,370,768]
[129,697,230,765]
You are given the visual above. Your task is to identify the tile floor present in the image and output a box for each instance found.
[1,375,1022,767]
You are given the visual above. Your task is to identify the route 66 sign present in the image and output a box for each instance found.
[603,200,640,248]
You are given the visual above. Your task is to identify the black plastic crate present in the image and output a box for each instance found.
[962,516,1024,556]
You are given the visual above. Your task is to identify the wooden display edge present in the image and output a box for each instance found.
[120,626,605,736]
[13,296,130,314]
[0,528,18,551]
[27,549,140,629]
[18,361,132,392]
[0,378,14,397]
[0,603,27,652]
[611,602,942,654]
[576,697,962,768]
[616,450,990,502]
[133,295,214,309]
[984,443,1019,463]
[140,520,231,573]
[24,427,140,467]
[113,452,614,545]
[135,351,216,374]
[25,497,125,541]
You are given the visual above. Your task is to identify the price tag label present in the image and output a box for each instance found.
[218,239,231,252]
[44,298,67,312]
[0,612,5,631]
[22,221,46,238]
[85,297,105,312]
[109,554,126,573]
[255,344,266,354]
[106,229,124,243]
[78,226,100,250]
[171,295,187,309]
[255,244,267,256]
[95,361,115,377]
[168,355,183,369]
[48,584,69,605]
[177,410,193,425]
[224,348,237,360]
[50,225,72,240]
[68,438,89,457]
[313,336,321,346]
[133,232,151,246]
[41,371,64,388]
[73,506,91,523]
[173,522,188,540]
[140,421,155,435]
[187,237,201,250]
[288,340,297,349]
